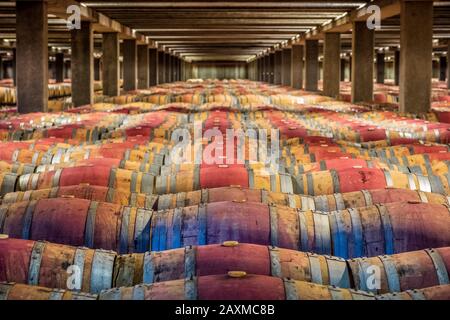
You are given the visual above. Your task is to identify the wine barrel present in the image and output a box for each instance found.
[114,242,350,288]
[156,166,294,195]
[99,275,450,300]
[3,200,447,257]
[0,283,97,300]
[293,168,444,196]
[0,237,115,293]
[148,201,450,257]
[288,159,409,176]
[348,247,450,294]
[18,166,155,194]
[0,198,153,253]
[0,161,35,175]
[0,173,18,197]
[2,185,158,210]
[3,278,448,300]
[36,158,160,175]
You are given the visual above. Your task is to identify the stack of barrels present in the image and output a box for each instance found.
[0,79,450,300]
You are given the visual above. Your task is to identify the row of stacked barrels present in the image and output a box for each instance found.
[0,79,450,300]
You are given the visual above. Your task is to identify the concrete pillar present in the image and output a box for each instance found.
[439,56,447,82]
[448,42,450,89]
[376,52,385,84]
[258,58,263,81]
[64,60,71,79]
[16,0,48,113]
[123,39,137,92]
[165,53,171,83]
[323,33,341,98]
[71,21,93,107]
[268,53,275,84]
[263,55,268,82]
[102,33,120,96]
[348,56,352,81]
[137,45,149,89]
[12,48,16,86]
[149,48,158,86]
[340,59,346,81]
[394,50,400,86]
[281,48,292,86]
[158,51,165,84]
[0,55,2,80]
[399,1,433,113]
[274,50,282,85]
[351,21,374,103]
[94,58,101,81]
[305,40,319,91]
[291,45,303,89]
[55,53,64,83]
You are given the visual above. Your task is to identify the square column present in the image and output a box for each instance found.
[165,53,171,83]
[399,1,433,113]
[281,48,292,86]
[439,56,447,82]
[376,52,385,84]
[291,44,304,89]
[274,50,282,85]
[71,21,93,107]
[158,51,165,84]
[268,53,275,84]
[394,49,400,86]
[351,21,374,103]
[305,40,319,91]
[123,39,137,92]
[94,58,101,81]
[340,59,346,81]
[149,48,158,86]
[16,0,48,113]
[448,42,450,89]
[55,53,64,83]
[323,33,341,98]
[102,33,120,96]
[264,55,270,82]
[137,45,149,89]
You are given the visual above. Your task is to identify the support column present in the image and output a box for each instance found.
[149,48,158,86]
[55,52,64,83]
[268,53,275,84]
[123,39,137,92]
[102,33,120,96]
[274,50,282,85]
[439,55,447,82]
[351,21,374,103]
[448,42,450,89]
[348,56,352,81]
[94,58,101,81]
[291,44,304,89]
[305,40,319,91]
[137,45,149,89]
[399,1,433,113]
[264,55,269,82]
[0,55,3,80]
[340,59,346,81]
[394,49,400,86]
[258,58,263,81]
[16,0,48,113]
[71,21,93,107]
[12,48,16,86]
[323,33,341,98]
[158,51,165,84]
[281,48,292,86]
[376,52,385,84]
[165,53,171,83]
